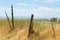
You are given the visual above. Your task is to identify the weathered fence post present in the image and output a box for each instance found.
[11,5,14,30]
[51,20,56,40]
[28,14,34,38]
[5,11,11,30]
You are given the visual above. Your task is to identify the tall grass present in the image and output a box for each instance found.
[51,20,56,40]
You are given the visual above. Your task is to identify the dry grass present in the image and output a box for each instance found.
[0,20,60,40]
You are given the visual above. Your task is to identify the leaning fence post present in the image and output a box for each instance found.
[5,11,11,30]
[28,14,34,38]
[11,5,14,30]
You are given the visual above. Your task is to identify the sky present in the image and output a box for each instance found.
[0,0,60,19]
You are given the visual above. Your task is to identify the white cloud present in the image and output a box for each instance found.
[17,2,36,7]
[33,0,59,3]
[17,3,27,6]
[34,6,60,18]
[38,6,53,11]
[0,6,60,18]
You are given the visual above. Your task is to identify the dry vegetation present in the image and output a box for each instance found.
[0,19,60,40]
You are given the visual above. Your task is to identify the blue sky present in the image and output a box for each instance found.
[0,0,60,19]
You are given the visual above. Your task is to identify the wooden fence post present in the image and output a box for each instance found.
[28,14,34,38]
[11,5,14,30]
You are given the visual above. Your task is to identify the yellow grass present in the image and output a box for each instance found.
[0,19,60,40]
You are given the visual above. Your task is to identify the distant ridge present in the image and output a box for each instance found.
[0,16,57,20]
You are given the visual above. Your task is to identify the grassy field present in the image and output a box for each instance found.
[0,19,60,40]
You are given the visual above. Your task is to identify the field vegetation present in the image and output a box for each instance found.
[0,19,60,40]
